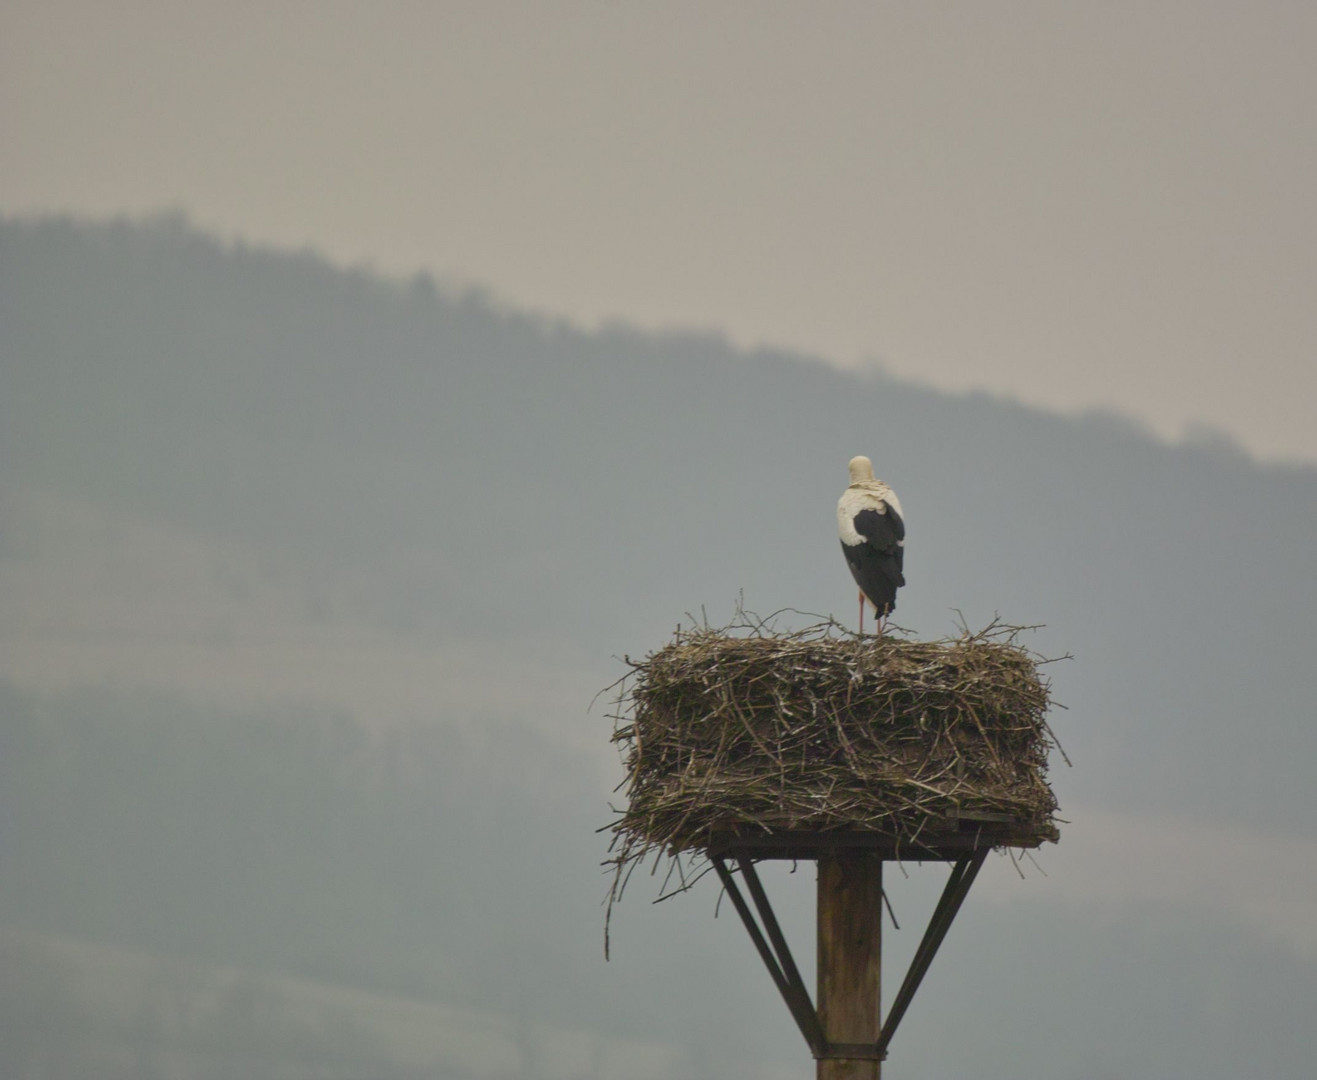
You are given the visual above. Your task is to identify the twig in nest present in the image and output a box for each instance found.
[601,606,1066,952]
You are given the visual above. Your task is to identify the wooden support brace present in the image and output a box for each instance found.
[714,844,990,1074]
[874,850,987,1058]
[712,858,827,1056]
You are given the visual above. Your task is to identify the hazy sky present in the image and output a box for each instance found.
[4,0,1315,462]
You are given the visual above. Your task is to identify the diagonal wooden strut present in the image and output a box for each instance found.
[715,845,991,1064]
[874,849,987,1057]
[712,857,827,1055]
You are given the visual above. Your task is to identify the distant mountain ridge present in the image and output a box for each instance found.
[3,213,1315,826]
[3,212,1316,1080]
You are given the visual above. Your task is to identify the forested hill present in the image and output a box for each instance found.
[3,213,1314,816]
[2,214,1316,1079]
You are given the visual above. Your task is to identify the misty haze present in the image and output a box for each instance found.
[2,215,1315,1079]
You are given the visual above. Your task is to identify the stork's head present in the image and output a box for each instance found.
[848,456,876,485]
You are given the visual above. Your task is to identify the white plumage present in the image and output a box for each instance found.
[837,456,905,632]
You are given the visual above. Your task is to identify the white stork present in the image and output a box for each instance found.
[837,456,905,634]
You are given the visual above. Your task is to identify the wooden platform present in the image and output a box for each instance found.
[705,812,1059,864]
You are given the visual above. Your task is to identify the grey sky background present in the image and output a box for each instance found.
[4,6,1317,1074]
[3,0,1315,462]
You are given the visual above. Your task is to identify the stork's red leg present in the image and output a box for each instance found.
[858,591,866,635]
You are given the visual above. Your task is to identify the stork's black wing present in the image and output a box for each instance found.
[851,507,904,577]
[842,506,905,614]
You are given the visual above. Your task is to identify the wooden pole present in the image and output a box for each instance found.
[817,852,883,1080]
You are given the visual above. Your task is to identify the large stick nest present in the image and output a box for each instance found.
[603,612,1064,911]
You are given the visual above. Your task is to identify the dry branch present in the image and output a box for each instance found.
[602,612,1062,925]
